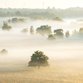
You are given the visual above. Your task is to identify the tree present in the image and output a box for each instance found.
[65,31,70,38]
[36,25,52,36]
[28,50,49,68]
[54,29,64,39]
[11,18,18,22]
[48,34,55,40]
[0,49,8,55]
[8,17,25,23]
[79,28,83,34]
[30,26,34,34]
[2,22,12,31]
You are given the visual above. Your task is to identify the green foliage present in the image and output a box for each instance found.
[36,25,52,36]
[54,29,64,38]
[2,22,12,31]
[48,34,55,40]
[28,50,49,67]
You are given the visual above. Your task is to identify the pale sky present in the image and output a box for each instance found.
[0,0,83,9]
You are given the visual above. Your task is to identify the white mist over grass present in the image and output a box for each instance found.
[0,17,83,71]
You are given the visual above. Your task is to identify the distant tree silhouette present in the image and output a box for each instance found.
[36,25,52,36]
[28,50,49,68]
[79,28,83,34]
[30,26,34,34]
[8,18,25,23]
[65,31,70,38]
[53,17,62,21]
[48,34,55,40]
[54,29,64,38]
[15,11,21,16]
[2,22,12,31]
[0,49,8,55]
[11,18,18,22]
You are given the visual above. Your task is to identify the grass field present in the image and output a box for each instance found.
[0,59,83,83]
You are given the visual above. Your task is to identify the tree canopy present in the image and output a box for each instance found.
[28,50,49,68]
[54,29,64,38]
[36,25,52,36]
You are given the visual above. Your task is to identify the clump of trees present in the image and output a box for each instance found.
[54,29,64,39]
[0,49,8,55]
[47,29,64,40]
[28,50,49,68]
[36,25,52,36]
[8,17,25,23]
[2,22,12,31]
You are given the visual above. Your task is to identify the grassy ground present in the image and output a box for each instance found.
[0,60,83,83]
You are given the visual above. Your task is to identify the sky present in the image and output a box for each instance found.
[0,0,83,9]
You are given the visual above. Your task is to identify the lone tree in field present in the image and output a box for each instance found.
[28,50,49,68]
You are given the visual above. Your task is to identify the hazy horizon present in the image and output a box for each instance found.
[0,0,83,9]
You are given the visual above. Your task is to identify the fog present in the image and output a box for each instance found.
[0,17,83,72]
